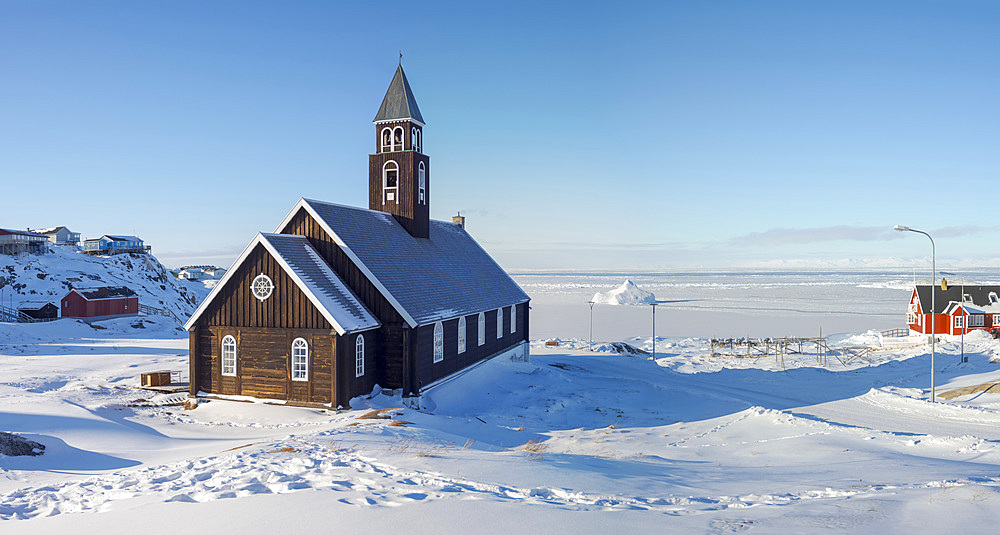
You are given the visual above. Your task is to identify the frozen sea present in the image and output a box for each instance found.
[512,269,1000,340]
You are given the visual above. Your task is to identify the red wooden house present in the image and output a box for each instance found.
[62,287,139,321]
[907,284,1000,336]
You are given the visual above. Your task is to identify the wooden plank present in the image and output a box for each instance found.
[188,326,198,396]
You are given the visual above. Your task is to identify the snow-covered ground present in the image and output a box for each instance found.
[0,247,208,321]
[4,271,1000,532]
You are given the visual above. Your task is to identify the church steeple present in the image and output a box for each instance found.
[370,64,430,238]
[374,64,424,125]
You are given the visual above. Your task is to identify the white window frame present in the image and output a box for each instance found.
[383,160,399,205]
[292,338,308,381]
[222,335,237,377]
[963,293,973,303]
[418,162,426,204]
[478,312,485,346]
[458,317,467,354]
[955,315,964,329]
[411,126,421,152]
[510,305,516,334]
[356,335,365,377]
[381,127,392,152]
[994,314,1000,326]
[496,308,503,339]
[251,273,273,301]
[971,314,984,327]
[991,292,999,305]
[392,126,404,151]
[433,322,444,363]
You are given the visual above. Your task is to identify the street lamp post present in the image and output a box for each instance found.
[588,300,595,351]
[894,225,936,402]
[650,302,658,359]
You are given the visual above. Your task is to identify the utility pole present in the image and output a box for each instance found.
[650,302,659,359]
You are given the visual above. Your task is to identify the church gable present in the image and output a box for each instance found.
[278,205,409,326]
[194,241,332,331]
[186,233,379,333]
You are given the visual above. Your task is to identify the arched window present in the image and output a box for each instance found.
[496,308,504,339]
[381,127,392,152]
[510,305,516,334]
[433,322,444,362]
[292,338,308,381]
[222,335,237,376]
[383,160,399,205]
[355,335,365,377]
[418,162,426,204]
[478,312,485,346]
[458,317,467,354]
[412,127,421,152]
[392,126,404,151]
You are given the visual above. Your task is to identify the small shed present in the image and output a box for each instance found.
[18,301,58,320]
[62,287,139,321]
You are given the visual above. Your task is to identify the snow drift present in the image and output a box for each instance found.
[591,279,656,305]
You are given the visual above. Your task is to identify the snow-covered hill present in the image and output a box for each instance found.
[591,279,656,305]
[0,247,206,324]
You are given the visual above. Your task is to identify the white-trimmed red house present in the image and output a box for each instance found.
[62,287,139,321]
[907,284,1000,336]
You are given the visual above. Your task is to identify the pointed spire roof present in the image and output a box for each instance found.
[373,64,425,125]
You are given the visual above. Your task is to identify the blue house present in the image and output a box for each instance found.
[82,235,150,255]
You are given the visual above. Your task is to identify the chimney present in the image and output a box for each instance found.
[452,212,466,229]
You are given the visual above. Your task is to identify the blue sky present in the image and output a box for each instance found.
[2,1,998,270]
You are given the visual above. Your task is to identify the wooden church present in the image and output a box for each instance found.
[184,65,530,408]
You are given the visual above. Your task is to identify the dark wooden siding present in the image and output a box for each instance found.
[337,331,378,407]
[198,243,333,330]
[374,121,421,153]
[367,151,429,238]
[412,302,530,391]
[194,326,335,405]
[280,208,408,390]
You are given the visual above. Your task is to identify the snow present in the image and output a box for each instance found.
[591,279,656,305]
[0,247,202,324]
[4,271,1000,530]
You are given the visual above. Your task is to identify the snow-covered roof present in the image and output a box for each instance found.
[184,233,380,335]
[75,287,137,300]
[103,235,142,242]
[276,198,529,327]
[18,301,56,309]
[30,226,67,234]
[0,228,46,237]
[915,285,1000,314]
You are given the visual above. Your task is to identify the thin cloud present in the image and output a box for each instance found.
[730,226,900,247]
[932,225,1000,238]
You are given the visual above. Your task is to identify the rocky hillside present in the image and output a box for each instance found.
[0,247,210,325]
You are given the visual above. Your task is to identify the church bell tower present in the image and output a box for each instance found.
[370,64,430,238]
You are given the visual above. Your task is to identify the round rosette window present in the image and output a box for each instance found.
[252,273,274,301]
